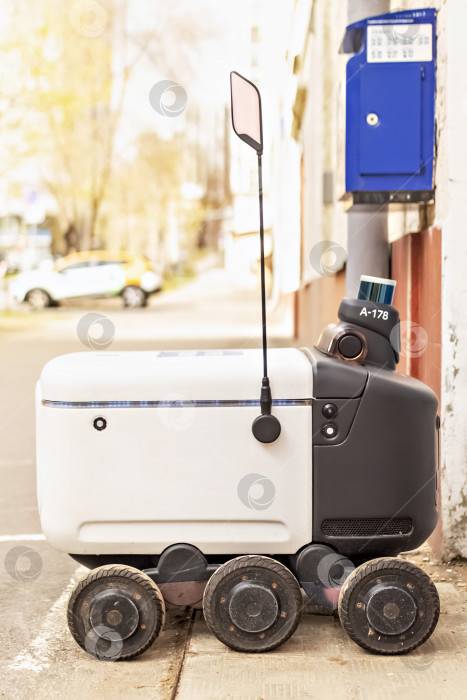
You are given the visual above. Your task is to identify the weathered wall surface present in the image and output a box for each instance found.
[436,0,467,559]
[289,0,467,558]
[392,227,443,555]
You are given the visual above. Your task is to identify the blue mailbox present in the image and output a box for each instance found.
[342,8,436,204]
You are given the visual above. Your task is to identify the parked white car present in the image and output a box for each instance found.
[10,251,162,309]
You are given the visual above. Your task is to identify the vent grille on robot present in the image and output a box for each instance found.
[321,517,413,537]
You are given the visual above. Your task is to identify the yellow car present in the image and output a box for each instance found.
[12,251,162,309]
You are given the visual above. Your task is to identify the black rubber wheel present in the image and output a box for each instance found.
[203,555,302,653]
[67,564,165,661]
[26,288,52,309]
[338,557,440,655]
[122,285,147,308]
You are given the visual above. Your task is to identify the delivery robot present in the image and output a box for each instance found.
[36,73,440,661]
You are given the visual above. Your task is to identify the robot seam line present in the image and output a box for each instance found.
[41,399,313,409]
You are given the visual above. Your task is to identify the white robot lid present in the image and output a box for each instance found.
[39,348,313,402]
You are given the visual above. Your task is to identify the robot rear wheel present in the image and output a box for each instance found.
[338,557,440,654]
[67,564,165,661]
[203,555,302,653]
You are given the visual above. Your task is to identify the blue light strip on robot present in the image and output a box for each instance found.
[42,399,313,409]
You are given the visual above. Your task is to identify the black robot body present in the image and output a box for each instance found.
[311,296,438,560]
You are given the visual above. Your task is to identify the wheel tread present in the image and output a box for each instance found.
[203,555,302,653]
[68,564,165,661]
[338,557,440,655]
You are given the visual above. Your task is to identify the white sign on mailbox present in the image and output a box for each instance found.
[367,23,433,63]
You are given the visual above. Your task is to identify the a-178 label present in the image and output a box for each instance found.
[360,307,389,320]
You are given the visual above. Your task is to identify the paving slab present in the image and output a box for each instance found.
[174,583,467,700]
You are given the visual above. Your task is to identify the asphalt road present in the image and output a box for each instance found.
[1,269,466,700]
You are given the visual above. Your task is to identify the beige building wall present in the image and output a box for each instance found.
[275,0,348,347]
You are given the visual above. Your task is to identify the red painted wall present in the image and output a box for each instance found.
[392,227,442,555]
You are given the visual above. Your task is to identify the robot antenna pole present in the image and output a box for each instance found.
[251,152,280,442]
[258,154,268,380]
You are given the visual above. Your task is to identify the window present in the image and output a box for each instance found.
[96,260,126,266]
[60,262,90,271]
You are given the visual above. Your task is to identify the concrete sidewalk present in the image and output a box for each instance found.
[173,547,467,700]
[162,545,467,700]
[3,542,465,700]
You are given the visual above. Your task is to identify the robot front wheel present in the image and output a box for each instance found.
[338,558,440,654]
[67,564,165,661]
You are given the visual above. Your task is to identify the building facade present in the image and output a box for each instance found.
[271,0,467,559]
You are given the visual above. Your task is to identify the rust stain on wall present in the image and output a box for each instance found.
[392,226,442,556]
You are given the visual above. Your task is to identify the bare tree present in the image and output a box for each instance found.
[2,0,211,250]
